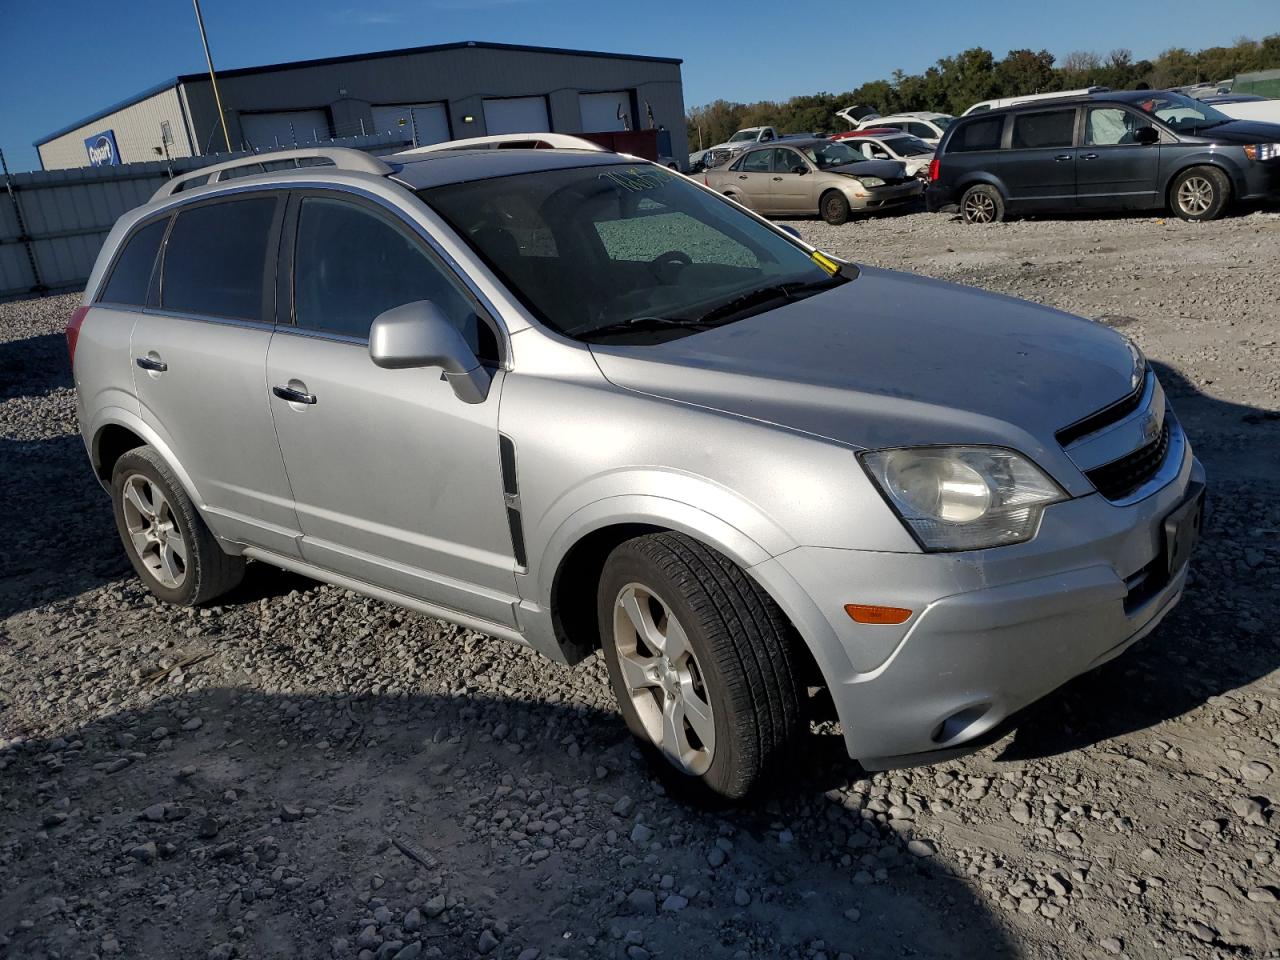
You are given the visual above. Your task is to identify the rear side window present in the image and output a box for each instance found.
[291,196,490,356]
[161,197,277,321]
[950,117,1003,152]
[1011,109,1076,149]
[98,219,167,306]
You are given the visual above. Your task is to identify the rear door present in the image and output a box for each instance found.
[1076,105,1162,209]
[725,148,776,212]
[1002,107,1080,210]
[131,192,302,556]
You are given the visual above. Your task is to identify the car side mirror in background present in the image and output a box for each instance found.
[791,165,808,175]
[369,300,491,404]
[1134,126,1160,146]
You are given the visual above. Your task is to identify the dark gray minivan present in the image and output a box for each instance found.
[926,90,1280,223]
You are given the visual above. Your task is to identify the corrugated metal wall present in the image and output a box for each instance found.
[2,134,407,302]
[38,87,195,171]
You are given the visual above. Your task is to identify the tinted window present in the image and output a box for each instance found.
[292,197,488,354]
[161,197,277,320]
[951,117,1003,152]
[1011,109,1076,149]
[740,150,772,172]
[907,122,936,139]
[99,219,167,306]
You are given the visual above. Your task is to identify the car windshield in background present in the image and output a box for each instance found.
[419,163,844,344]
[1133,92,1231,131]
[728,131,759,142]
[886,136,933,157]
[932,117,953,129]
[801,141,864,169]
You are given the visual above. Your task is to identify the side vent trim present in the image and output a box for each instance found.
[499,434,528,570]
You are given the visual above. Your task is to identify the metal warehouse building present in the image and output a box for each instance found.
[35,40,686,170]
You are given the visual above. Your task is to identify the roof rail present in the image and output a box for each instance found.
[152,147,394,200]
[395,133,610,157]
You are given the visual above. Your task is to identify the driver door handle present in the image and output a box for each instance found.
[1054,154,1073,162]
[272,384,317,405]
[772,176,783,181]
[737,174,748,180]
[135,355,167,372]
[1082,152,1099,160]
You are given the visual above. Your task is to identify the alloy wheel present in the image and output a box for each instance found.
[121,474,188,589]
[612,583,715,775]
[1177,176,1213,216]
[963,192,996,223]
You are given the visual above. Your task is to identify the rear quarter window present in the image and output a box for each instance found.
[98,218,167,307]
[949,117,1004,152]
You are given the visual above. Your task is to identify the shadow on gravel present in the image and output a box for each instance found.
[0,333,72,399]
[0,687,1017,960]
[996,360,1280,762]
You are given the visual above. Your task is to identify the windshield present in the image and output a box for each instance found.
[419,163,843,343]
[800,141,864,168]
[728,130,759,142]
[1132,92,1231,131]
[885,136,933,157]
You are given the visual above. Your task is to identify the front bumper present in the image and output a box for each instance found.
[850,181,924,211]
[756,438,1205,766]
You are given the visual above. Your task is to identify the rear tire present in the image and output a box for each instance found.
[597,532,806,802]
[820,190,851,225]
[111,446,244,606]
[1169,165,1230,221]
[960,183,1004,224]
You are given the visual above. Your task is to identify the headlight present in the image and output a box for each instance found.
[858,176,886,188]
[1124,336,1146,391]
[1243,143,1280,161]
[860,447,1066,551]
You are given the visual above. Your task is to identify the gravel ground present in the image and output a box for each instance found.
[2,208,1279,960]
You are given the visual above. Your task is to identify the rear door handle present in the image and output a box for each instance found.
[1054,154,1074,162]
[1082,153,1099,160]
[135,355,167,372]
[771,176,783,181]
[738,175,748,180]
[272,384,317,405]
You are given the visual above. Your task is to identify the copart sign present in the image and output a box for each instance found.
[84,131,121,167]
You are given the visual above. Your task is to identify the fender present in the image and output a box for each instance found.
[1161,151,1247,199]
[957,171,1008,200]
[87,405,204,508]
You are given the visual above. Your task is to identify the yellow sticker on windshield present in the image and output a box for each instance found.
[811,251,840,276]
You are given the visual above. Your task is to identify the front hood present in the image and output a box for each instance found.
[1185,118,1280,143]
[590,267,1139,474]
[828,159,908,180]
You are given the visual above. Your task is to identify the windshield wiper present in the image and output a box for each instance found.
[578,315,719,340]
[693,277,844,326]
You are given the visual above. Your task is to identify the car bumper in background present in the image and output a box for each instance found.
[759,443,1205,766]
[925,184,957,213]
[850,181,924,211]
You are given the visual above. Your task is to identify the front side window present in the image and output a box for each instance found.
[161,197,277,321]
[291,196,489,355]
[772,148,805,172]
[1011,109,1076,149]
[421,163,844,343]
[1086,107,1143,146]
[798,141,864,169]
[99,218,167,307]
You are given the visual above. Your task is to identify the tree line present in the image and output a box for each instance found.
[686,34,1280,151]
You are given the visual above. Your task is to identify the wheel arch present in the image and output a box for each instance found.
[88,409,203,507]
[1163,158,1240,208]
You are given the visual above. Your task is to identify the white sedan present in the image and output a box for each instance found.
[830,129,936,178]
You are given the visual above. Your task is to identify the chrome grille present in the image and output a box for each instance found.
[1085,423,1171,501]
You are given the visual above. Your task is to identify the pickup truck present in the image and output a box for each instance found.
[689,126,794,170]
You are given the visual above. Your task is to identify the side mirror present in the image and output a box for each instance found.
[369,300,491,404]
[1134,126,1159,146]
[791,165,808,175]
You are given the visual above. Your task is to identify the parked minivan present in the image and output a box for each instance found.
[72,142,1203,800]
[928,90,1280,222]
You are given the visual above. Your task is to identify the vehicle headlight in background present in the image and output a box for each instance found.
[1124,336,1147,391]
[858,176,886,188]
[1243,143,1280,161]
[860,447,1066,551]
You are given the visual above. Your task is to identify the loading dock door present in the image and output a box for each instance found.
[239,110,331,150]
[483,97,550,134]
[370,103,450,145]
[579,92,632,132]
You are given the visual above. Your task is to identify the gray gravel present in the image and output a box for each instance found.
[2,207,1279,959]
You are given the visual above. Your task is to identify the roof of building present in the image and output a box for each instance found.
[35,40,683,148]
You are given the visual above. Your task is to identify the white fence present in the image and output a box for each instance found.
[1,132,408,303]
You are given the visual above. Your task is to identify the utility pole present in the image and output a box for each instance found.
[192,0,232,153]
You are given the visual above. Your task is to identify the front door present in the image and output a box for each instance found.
[265,192,519,626]
[1002,107,1080,210]
[132,192,302,557]
[727,147,777,213]
[1076,106,1162,209]
[769,147,817,215]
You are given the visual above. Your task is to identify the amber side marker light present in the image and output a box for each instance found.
[844,603,913,625]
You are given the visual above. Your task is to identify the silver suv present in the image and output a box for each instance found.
[71,144,1205,800]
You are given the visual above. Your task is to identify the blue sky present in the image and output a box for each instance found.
[1,0,1276,171]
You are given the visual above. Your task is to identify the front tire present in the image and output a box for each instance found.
[598,533,806,801]
[820,190,851,225]
[111,446,244,606]
[960,183,1005,224]
[1170,166,1230,221]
